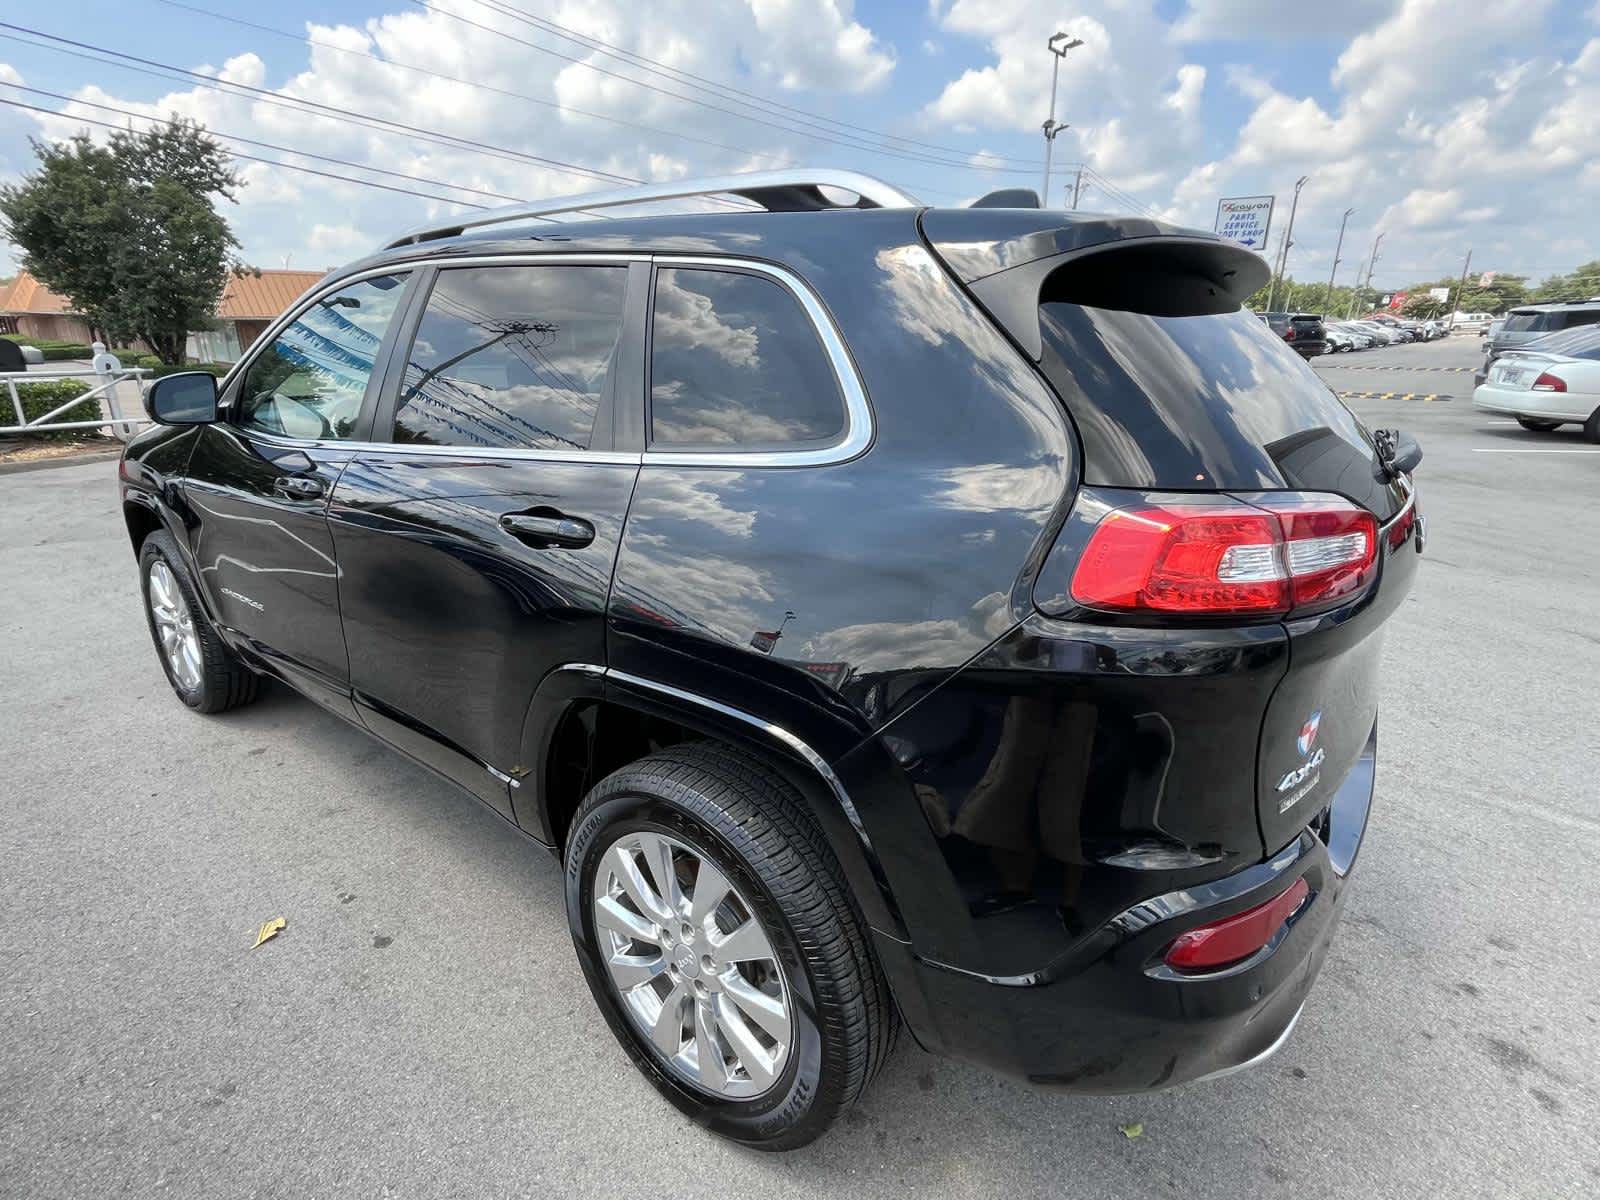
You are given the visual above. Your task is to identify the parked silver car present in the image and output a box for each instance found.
[1485,301,1600,362]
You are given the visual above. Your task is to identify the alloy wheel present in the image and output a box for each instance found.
[147,559,203,693]
[591,830,792,1100]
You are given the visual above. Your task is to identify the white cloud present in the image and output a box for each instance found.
[921,3,1208,202]
[0,0,897,273]
[1165,0,1597,283]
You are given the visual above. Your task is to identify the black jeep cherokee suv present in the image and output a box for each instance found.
[121,170,1423,1149]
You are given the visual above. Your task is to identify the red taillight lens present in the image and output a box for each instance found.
[1069,505,1287,615]
[1271,498,1379,609]
[1531,371,1566,392]
[1070,497,1378,618]
[1164,877,1310,972]
[1282,328,1296,341]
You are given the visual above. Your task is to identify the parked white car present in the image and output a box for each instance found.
[1472,325,1600,439]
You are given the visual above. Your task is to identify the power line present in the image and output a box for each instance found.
[149,0,792,168]
[458,0,1041,170]
[0,81,526,206]
[0,23,644,188]
[0,96,490,209]
[410,0,1038,174]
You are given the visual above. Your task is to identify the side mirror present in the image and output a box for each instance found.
[144,371,218,425]
[1391,431,1423,475]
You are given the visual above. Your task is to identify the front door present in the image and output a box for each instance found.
[328,259,644,819]
[184,271,415,716]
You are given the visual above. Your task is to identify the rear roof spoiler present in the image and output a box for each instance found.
[922,209,1270,360]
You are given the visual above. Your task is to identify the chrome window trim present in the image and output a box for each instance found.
[223,255,647,462]
[222,251,872,468]
[643,255,874,469]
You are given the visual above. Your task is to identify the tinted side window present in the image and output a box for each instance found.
[650,267,844,448]
[239,274,409,440]
[392,265,627,450]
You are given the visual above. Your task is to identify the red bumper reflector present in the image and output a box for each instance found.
[1164,877,1310,972]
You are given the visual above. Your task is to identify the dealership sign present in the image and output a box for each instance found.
[1214,195,1274,251]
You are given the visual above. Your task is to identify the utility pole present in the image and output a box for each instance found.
[1070,166,1083,210]
[1267,175,1309,313]
[1322,207,1353,317]
[1350,231,1384,319]
[1449,249,1472,331]
[1041,31,1084,205]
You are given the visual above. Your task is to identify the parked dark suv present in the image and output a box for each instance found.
[1255,310,1328,358]
[122,170,1424,1149]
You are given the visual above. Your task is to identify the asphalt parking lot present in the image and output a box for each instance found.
[2,332,1597,1197]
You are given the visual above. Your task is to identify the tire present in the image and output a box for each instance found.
[1516,417,1561,432]
[139,530,261,713]
[1585,408,1600,445]
[564,742,896,1150]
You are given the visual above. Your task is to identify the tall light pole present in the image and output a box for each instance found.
[1348,231,1384,318]
[1041,31,1084,205]
[1449,249,1472,331]
[1322,207,1354,317]
[1266,175,1309,313]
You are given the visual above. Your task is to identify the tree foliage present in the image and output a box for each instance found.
[0,119,243,364]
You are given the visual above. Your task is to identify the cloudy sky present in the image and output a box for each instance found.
[1,0,1596,289]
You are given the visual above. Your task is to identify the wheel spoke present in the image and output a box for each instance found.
[720,972,791,1044]
[694,998,728,1091]
[714,995,779,1088]
[589,830,792,1101]
[689,859,731,927]
[606,948,667,990]
[648,980,689,1056]
[710,917,771,965]
[637,833,682,919]
[594,894,660,945]
[605,844,672,924]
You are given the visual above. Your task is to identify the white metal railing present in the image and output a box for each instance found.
[0,361,153,440]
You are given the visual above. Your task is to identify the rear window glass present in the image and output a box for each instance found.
[1525,325,1600,360]
[1038,304,1403,519]
[1502,312,1546,332]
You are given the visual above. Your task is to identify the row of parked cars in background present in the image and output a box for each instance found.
[1255,311,1452,360]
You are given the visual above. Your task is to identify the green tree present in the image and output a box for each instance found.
[1530,261,1600,303]
[0,119,242,364]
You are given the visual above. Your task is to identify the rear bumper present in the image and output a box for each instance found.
[1473,382,1594,423]
[877,728,1375,1093]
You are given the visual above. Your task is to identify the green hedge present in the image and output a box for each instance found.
[2,380,105,442]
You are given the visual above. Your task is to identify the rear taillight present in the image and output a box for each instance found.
[1070,496,1378,618]
[1164,876,1310,972]
[1282,328,1296,341]
[1531,371,1566,392]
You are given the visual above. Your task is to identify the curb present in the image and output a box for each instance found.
[0,446,123,476]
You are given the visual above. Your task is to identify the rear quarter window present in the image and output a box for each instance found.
[1038,303,1404,519]
[648,267,845,450]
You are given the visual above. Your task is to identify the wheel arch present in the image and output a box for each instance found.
[517,664,908,941]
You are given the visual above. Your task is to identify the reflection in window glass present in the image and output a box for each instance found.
[393,266,626,450]
[1526,324,1600,360]
[239,274,409,440]
[650,268,844,448]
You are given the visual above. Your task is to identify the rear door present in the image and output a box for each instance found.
[328,257,645,819]
[184,270,415,717]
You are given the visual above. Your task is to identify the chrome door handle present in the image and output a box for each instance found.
[273,475,324,500]
[499,513,595,548]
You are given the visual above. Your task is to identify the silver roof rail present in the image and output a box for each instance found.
[383,168,921,249]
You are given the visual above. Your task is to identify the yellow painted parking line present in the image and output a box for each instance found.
[1315,364,1475,372]
[1336,391,1454,401]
